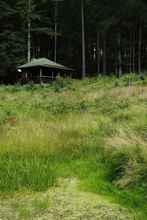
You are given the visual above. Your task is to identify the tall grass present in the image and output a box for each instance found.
[0,74,147,218]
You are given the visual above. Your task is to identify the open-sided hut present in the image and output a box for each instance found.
[17,58,74,83]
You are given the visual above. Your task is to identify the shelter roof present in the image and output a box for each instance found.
[18,58,73,71]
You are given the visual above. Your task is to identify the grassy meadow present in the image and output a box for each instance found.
[0,74,147,219]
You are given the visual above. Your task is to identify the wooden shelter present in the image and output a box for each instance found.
[17,58,74,83]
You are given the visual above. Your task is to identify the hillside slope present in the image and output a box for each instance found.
[0,75,147,219]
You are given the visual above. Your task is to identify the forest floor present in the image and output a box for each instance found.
[0,74,147,219]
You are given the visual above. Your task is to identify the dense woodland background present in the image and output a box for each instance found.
[1,0,147,81]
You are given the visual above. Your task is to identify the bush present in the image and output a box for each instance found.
[53,76,72,92]
[107,146,147,189]
[114,73,146,87]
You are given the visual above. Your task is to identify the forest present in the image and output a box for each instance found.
[1,1,147,219]
[1,0,147,81]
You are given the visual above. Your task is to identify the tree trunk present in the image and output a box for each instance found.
[138,23,142,73]
[129,31,132,73]
[97,32,100,74]
[118,32,122,77]
[81,0,86,78]
[132,30,135,73]
[54,1,58,62]
[103,33,106,74]
[27,0,31,62]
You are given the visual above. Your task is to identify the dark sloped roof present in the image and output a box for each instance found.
[18,58,73,71]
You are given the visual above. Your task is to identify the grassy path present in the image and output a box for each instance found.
[0,178,134,220]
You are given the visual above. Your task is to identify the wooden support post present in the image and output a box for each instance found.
[40,68,43,84]
[52,72,54,80]
[57,72,60,78]
[25,72,28,81]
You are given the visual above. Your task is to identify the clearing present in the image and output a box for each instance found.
[0,75,146,219]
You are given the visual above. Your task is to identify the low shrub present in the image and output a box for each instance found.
[114,73,146,87]
[107,146,147,190]
[52,76,72,92]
